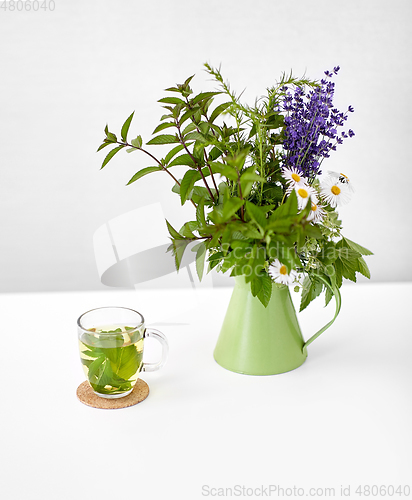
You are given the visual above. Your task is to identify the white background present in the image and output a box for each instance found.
[1,0,411,292]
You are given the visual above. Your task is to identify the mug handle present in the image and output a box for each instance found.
[302,274,342,355]
[142,328,169,372]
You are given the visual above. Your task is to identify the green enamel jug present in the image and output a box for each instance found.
[214,275,341,375]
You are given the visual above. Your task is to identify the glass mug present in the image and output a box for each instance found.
[77,307,168,399]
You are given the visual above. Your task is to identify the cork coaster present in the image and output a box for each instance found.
[76,379,149,409]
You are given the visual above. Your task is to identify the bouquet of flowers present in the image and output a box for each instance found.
[98,64,372,310]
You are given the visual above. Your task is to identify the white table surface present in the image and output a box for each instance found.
[1,282,411,500]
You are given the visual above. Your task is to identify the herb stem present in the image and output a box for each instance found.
[122,142,197,208]
[204,150,220,193]
[182,96,220,197]
[237,173,245,222]
[174,121,217,203]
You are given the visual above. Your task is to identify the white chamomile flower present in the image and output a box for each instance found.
[282,167,308,187]
[307,202,326,224]
[327,171,355,193]
[292,184,318,210]
[268,259,297,286]
[320,175,352,207]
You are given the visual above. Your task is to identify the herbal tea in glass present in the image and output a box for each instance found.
[79,325,144,398]
[77,307,168,399]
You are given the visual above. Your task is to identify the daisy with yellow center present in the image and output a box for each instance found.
[281,167,308,187]
[320,175,352,207]
[307,202,326,224]
[268,259,297,286]
[327,170,355,193]
[292,184,318,209]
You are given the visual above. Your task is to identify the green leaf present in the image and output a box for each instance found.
[249,123,257,139]
[97,142,112,152]
[187,221,199,233]
[183,74,195,87]
[304,224,323,239]
[182,123,197,135]
[158,97,186,105]
[325,285,333,307]
[240,171,265,183]
[116,345,141,380]
[334,259,343,288]
[263,183,283,202]
[191,186,215,205]
[318,241,338,266]
[152,122,175,134]
[256,274,273,307]
[250,276,262,297]
[87,356,106,382]
[209,147,223,161]
[179,222,196,238]
[165,144,185,164]
[168,239,191,270]
[231,232,248,242]
[343,237,373,256]
[166,220,185,240]
[260,205,276,214]
[336,243,361,262]
[336,246,360,282]
[208,251,224,263]
[179,108,198,126]
[214,163,238,181]
[265,113,285,129]
[121,111,134,142]
[147,134,179,145]
[80,357,94,368]
[184,131,208,144]
[101,145,125,169]
[300,276,323,312]
[82,339,144,394]
[198,122,211,135]
[106,132,117,143]
[192,91,221,105]
[221,197,244,221]
[245,200,267,230]
[226,149,249,170]
[239,224,262,239]
[131,136,143,148]
[270,190,298,220]
[194,242,207,280]
[196,197,207,229]
[168,154,196,168]
[210,102,232,123]
[357,256,371,279]
[180,170,200,205]
[127,166,162,184]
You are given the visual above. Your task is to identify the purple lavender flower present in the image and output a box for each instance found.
[280,68,354,179]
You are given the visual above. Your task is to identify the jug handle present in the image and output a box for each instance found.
[302,274,342,355]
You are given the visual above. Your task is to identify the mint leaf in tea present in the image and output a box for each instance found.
[79,325,143,396]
